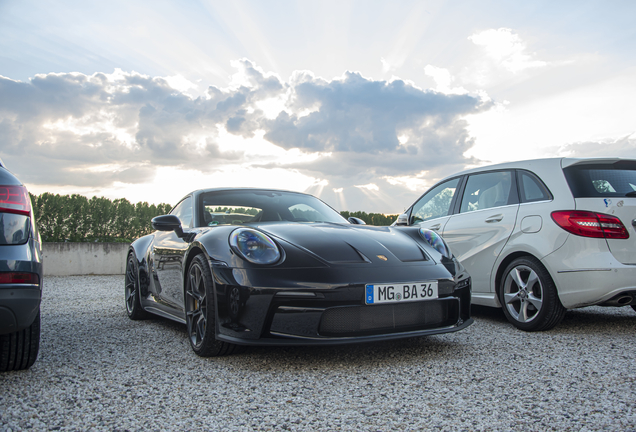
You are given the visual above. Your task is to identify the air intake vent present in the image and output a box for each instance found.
[319,299,458,337]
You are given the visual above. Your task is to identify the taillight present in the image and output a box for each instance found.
[0,272,39,285]
[0,185,31,216]
[551,211,629,239]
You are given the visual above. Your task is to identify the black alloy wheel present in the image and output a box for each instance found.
[499,256,566,331]
[125,253,148,320]
[184,254,239,357]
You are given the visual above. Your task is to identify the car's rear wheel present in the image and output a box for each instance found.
[125,253,148,320]
[185,254,240,356]
[499,256,566,331]
[0,311,40,372]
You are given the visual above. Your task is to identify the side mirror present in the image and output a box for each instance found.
[395,213,409,226]
[152,215,181,231]
[348,217,366,225]
[152,215,186,239]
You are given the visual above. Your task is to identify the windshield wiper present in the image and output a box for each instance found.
[625,191,636,197]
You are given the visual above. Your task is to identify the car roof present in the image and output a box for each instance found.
[0,156,4,168]
[441,157,635,181]
[191,187,314,197]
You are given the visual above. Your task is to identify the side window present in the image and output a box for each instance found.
[170,196,193,228]
[460,171,514,213]
[410,178,460,224]
[518,171,551,203]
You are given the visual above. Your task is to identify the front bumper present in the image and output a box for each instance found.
[212,264,472,346]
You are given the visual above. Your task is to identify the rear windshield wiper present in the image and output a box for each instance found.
[625,191,636,197]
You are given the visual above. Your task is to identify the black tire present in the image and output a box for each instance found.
[185,254,240,357]
[0,311,40,372]
[125,253,149,320]
[631,305,636,313]
[499,256,566,331]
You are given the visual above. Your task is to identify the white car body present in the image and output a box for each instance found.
[396,158,636,330]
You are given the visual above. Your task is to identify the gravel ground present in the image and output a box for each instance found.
[1,275,635,431]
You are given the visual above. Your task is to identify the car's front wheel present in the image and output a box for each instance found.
[125,253,148,320]
[185,254,240,356]
[0,311,40,372]
[499,256,566,331]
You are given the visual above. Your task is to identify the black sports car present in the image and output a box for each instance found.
[126,188,472,356]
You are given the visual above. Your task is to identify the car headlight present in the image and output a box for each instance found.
[419,228,452,259]
[230,228,281,265]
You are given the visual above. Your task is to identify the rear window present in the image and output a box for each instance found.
[564,161,636,198]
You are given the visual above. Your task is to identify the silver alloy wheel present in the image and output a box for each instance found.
[503,264,544,323]
[186,262,207,349]
[125,256,137,314]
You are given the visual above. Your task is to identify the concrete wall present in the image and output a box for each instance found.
[43,242,130,276]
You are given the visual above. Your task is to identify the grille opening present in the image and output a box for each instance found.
[319,299,459,337]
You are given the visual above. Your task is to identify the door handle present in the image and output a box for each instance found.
[429,223,442,231]
[485,214,504,223]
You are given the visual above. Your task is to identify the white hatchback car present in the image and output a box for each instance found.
[395,158,636,331]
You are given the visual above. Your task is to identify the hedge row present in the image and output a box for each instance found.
[28,194,399,243]
[30,193,172,243]
[339,211,398,226]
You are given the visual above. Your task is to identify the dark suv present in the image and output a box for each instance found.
[0,157,42,371]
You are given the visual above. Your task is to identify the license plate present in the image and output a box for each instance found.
[365,282,438,305]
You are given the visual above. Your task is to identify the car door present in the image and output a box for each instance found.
[441,170,520,294]
[151,196,193,309]
[409,177,462,233]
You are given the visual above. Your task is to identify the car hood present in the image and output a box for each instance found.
[255,222,428,264]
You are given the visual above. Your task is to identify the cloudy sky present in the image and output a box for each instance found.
[1,0,635,213]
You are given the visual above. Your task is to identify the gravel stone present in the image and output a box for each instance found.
[1,275,635,431]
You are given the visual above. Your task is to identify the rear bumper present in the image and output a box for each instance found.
[0,285,41,335]
[0,239,43,334]
[542,235,636,308]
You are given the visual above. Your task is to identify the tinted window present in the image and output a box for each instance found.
[410,178,460,223]
[564,162,636,198]
[170,196,193,228]
[460,171,514,213]
[518,170,551,203]
[199,190,347,226]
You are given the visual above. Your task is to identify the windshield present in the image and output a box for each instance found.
[198,190,347,227]
[564,161,636,198]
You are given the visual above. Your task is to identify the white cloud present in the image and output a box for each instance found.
[0,59,491,212]
[383,171,431,192]
[469,28,548,73]
[163,74,198,94]
[465,69,636,165]
[355,183,379,192]
[424,65,468,95]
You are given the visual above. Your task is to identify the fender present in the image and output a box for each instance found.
[129,234,155,297]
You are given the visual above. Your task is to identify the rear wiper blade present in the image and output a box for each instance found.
[625,191,636,197]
